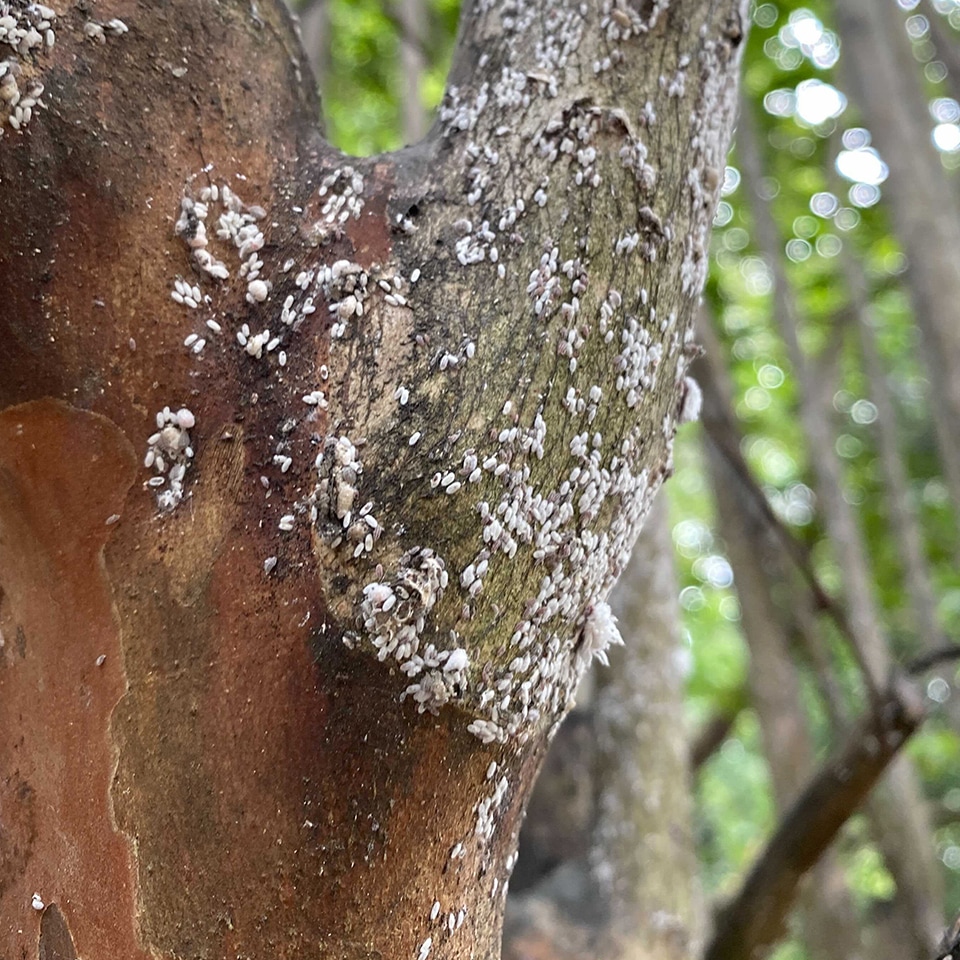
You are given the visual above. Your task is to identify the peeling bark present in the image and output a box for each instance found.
[0,1,745,957]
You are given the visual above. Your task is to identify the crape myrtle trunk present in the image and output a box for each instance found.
[0,1,745,958]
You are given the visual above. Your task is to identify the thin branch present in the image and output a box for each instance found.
[699,307,866,960]
[831,143,946,656]
[705,675,927,960]
[690,706,741,772]
[786,592,854,728]
[696,312,857,732]
[906,644,960,676]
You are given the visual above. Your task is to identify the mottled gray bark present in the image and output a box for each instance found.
[502,496,701,960]
[0,1,745,958]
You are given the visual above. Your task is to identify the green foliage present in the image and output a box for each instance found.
[690,0,960,936]
[843,819,896,905]
[324,0,406,154]
[770,942,811,960]
[292,0,458,155]
[695,710,776,895]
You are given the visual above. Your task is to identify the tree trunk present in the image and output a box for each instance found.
[397,0,428,143]
[501,496,702,960]
[594,496,704,960]
[297,0,331,100]
[0,1,745,957]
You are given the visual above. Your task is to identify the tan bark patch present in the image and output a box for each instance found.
[0,399,147,960]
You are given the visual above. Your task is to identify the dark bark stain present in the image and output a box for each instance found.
[38,904,78,960]
[0,775,35,902]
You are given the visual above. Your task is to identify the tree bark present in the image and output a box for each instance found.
[297,0,331,99]
[397,0,428,143]
[705,674,927,960]
[0,1,745,958]
[593,496,703,960]
[843,250,947,680]
[502,496,702,960]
